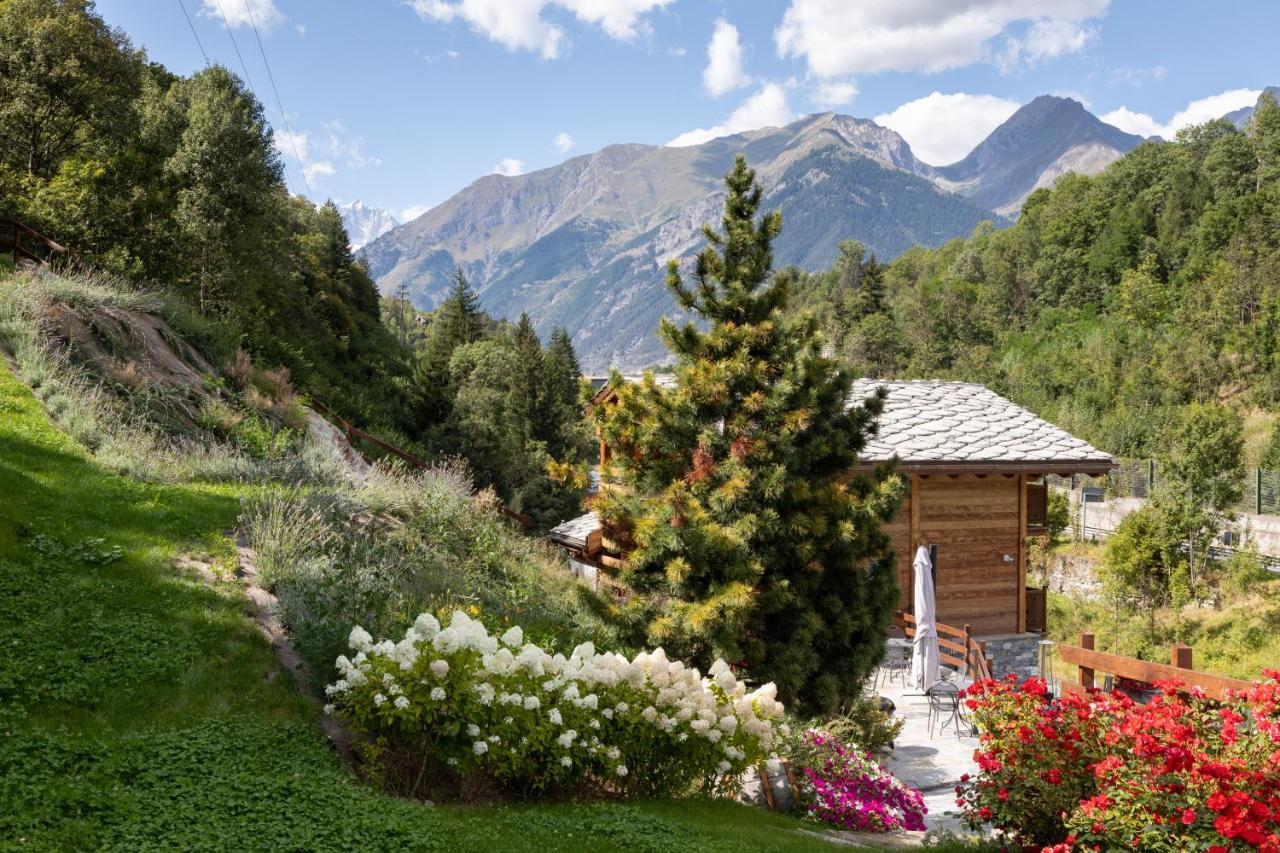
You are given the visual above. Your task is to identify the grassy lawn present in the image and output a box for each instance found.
[0,361,849,852]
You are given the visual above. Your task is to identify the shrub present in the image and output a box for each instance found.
[788,730,925,833]
[955,677,1103,847]
[325,610,787,800]
[956,673,1280,851]
[243,465,615,680]
[811,696,904,756]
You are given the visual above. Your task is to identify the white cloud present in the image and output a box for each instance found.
[553,132,575,154]
[1110,65,1167,87]
[200,0,285,32]
[775,0,1108,76]
[996,18,1097,74]
[703,18,750,96]
[295,23,306,37]
[810,78,858,109]
[400,204,431,222]
[409,0,672,60]
[1102,88,1262,139]
[303,161,335,182]
[273,121,380,193]
[875,91,1020,165]
[667,82,794,148]
[493,157,525,176]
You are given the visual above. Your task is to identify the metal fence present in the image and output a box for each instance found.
[1048,461,1280,517]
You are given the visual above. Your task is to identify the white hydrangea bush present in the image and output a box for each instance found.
[325,610,787,796]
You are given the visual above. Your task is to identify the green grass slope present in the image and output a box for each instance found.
[0,361,844,851]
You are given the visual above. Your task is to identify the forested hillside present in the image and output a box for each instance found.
[794,95,1280,462]
[0,0,591,528]
[0,3,408,427]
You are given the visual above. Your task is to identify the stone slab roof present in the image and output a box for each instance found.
[548,512,599,551]
[848,379,1114,469]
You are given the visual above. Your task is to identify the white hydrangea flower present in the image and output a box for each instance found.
[488,734,500,744]
[430,659,449,679]
[430,687,446,701]
[501,625,523,647]
[467,724,481,737]
[413,612,441,639]
[348,626,373,652]
[570,641,595,660]
[373,693,386,706]
[718,760,731,774]
[719,715,737,734]
[615,701,629,713]
[523,695,540,710]
[589,719,600,729]
[556,730,578,747]
[602,708,614,719]
[322,703,335,715]
[473,741,488,755]
[394,696,410,709]
[641,706,658,722]
[549,708,562,725]
[606,747,620,761]
[616,765,628,777]
[706,729,722,743]
[560,756,572,767]
[473,683,495,705]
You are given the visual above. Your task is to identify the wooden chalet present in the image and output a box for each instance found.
[549,379,1115,639]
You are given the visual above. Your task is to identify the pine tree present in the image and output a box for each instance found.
[589,155,904,714]
[511,312,544,442]
[414,268,484,426]
[541,327,583,456]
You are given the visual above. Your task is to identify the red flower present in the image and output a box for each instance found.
[1181,808,1196,825]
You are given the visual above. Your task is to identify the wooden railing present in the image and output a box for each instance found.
[892,610,994,683]
[1057,632,1252,702]
[309,397,532,530]
[0,216,83,270]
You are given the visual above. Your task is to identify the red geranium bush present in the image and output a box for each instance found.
[954,676,1105,847]
[955,671,1280,852]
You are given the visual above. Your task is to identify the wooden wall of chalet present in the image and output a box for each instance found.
[884,474,1023,636]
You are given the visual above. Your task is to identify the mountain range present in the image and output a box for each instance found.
[362,95,1146,370]
[338,200,398,250]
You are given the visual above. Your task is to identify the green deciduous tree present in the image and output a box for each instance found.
[588,155,904,714]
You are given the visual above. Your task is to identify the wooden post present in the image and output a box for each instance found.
[908,474,921,610]
[964,624,972,676]
[1079,632,1095,689]
[1171,643,1193,670]
[1017,475,1028,634]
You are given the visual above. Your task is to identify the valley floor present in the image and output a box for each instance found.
[0,361,846,852]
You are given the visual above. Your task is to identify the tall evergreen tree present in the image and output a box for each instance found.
[511,312,544,441]
[541,327,583,456]
[414,268,485,426]
[589,155,904,714]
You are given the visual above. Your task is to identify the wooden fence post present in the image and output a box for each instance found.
[1171,643,1193,670]
[1079,632,1095,689]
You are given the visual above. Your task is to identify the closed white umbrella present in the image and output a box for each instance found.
[910,546,940,692]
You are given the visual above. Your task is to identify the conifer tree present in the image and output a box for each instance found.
[511,312,544,441]
[415,268,484,426]
[541,327,583,456]
[589,155,904,714]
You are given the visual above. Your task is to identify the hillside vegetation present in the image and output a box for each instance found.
[794,95,1280,461]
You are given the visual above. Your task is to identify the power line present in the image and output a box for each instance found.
[175,0,209,66]
[244,0,314,198]
[213,0,257,93]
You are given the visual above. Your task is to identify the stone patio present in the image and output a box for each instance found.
[871,666,983,836]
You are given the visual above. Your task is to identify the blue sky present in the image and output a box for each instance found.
[96,0,1279,222]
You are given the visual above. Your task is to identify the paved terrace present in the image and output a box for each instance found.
[872,667,982,837]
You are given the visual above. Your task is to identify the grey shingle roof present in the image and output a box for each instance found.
[848,379,1114,468]
[549,512,600,550]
